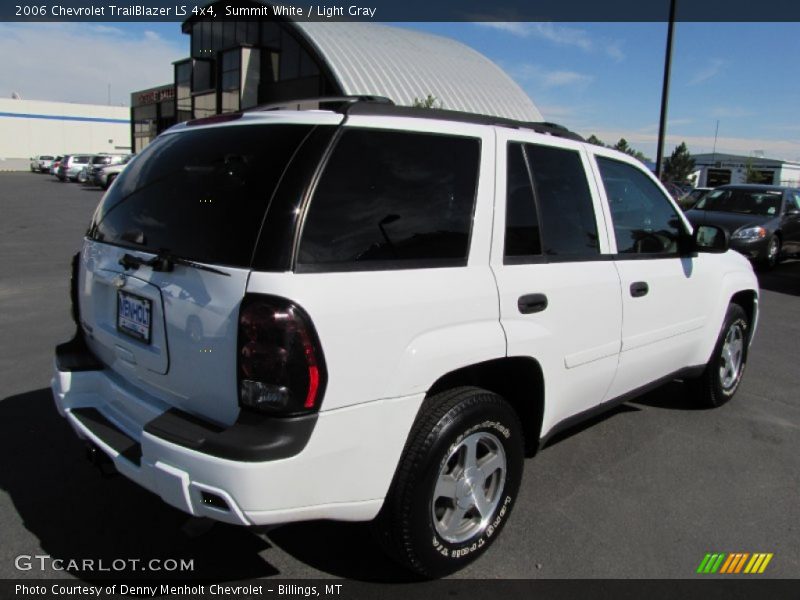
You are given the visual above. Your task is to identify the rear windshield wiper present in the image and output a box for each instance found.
[119,252,230,277]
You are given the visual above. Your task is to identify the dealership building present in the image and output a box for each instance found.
[130,5,542,153]
[692,153,800,187]
[0,98,130,160]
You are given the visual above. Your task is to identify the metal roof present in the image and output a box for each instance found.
[291,22,543,122]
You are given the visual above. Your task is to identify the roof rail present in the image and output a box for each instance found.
[243,95,583,141]
[341,102,584,141]
[247,95,394,113]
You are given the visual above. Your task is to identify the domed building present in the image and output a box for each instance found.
[131,4,542,152]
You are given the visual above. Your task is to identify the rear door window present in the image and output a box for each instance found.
[89,124,316,268]
[297,128,480,271]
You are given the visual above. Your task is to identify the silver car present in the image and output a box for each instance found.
[57,154,92,182]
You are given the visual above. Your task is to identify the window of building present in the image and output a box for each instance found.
[297,129,481,270]
[193,92,216,119]
[221,49,240,113]
[175,61,192,122]
[597,157,686,255]
[706,168,731,187]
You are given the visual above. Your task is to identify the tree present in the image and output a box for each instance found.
[586,134,605,147]
[612,138,650,163]
[412,94,442,109]
[662,142,695,183]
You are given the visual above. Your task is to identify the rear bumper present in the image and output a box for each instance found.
[51,340,423,527]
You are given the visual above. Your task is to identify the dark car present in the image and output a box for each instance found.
[685,184,800,269]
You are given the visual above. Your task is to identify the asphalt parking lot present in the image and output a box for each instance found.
[0,171,798,582]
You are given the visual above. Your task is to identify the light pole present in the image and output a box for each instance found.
[655,0,677,180]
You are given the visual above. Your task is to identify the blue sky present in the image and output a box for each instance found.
[2,20,799,161]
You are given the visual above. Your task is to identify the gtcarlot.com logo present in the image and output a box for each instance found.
[696,552,773,574]
[14,555,194,573]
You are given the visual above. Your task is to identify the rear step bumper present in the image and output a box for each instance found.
[51,338,424,527]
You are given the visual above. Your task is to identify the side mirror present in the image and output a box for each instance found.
[693,224,729,253]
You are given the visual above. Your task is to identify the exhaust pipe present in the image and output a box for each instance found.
[85,443,118,478]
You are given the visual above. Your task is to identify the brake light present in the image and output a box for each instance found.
[237,294,327,415]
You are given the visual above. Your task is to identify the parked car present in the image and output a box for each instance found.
[96,157,132,190]
[49,156,64,175]
[85,154,130,187]
[56,154,92,181]
[685,184,800,270]
[679,186,713,210]
[30,155,55,173]
[52,99,759,578]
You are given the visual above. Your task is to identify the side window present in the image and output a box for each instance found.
[526,143,600,257]
[790,191,800,211]
[596,157,686,255]
[504,143,541,259]
[297,129,480,270]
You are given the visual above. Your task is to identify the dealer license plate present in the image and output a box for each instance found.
[117,290,152,344]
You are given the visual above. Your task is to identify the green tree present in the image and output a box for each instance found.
[412,94,442,109]
[586,134,605,147]
[662,142,695,183]
[611,138,650,163]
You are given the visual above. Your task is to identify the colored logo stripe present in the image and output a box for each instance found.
[697,553,773,574]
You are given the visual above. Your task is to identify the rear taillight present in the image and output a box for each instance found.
[237,294,326,416]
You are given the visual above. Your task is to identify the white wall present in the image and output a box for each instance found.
[778,164,800,187]
[0,98,130,159]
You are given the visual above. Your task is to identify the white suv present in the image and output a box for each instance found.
[52,99,758,577]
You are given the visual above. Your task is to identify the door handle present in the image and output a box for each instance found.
[518,293,548,314]
[630,281,649,298]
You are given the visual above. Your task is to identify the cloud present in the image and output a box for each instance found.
[583,127,800,162]
[512,64,594,89]
[689,58,725,85]
[0,23,184,106]
[710,106,754,119]
[478,22,625,61]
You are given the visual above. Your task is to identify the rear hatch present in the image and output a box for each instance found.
[79,119,324,426]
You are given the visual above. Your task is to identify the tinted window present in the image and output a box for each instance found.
[90,124,315,268]
[504,143,541,258]
[298,129,480,270]
[527,144,599,257]
[791,191,800,211]
[695,188,783,216]
[597,157,686,254]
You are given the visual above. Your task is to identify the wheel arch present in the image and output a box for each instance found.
[427,356,545,457]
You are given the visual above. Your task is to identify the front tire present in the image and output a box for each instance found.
[374,387,524,578]
[687,303,749,408]
[759,235,781,270]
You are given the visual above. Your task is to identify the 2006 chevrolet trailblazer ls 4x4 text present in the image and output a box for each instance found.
[52,97,758,577]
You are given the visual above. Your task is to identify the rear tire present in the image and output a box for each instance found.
[103,174,117,190]
[687,303,749,408]
[373,387,524,578]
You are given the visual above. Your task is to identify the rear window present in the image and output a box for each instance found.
[40,155,54,160]
[297,129,480,271]
[89,124,315,268]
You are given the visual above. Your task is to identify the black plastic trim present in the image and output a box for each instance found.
[251,125,339,272]
[72,408,141,466]
[144,407,318,462]
[539,365,706,449]
[55,334,104,372]
[343,102,584,141]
